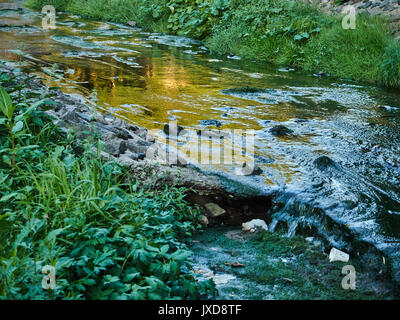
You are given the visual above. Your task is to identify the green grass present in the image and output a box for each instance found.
[0,67,215,299]
[25,0,400,88]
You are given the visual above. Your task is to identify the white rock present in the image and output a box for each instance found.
[242,219,268,233]
[329,248,349,262]
[199,215,209,226]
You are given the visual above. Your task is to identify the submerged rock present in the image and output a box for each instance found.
[223,86,263,94]
[313,156,338,171]
[269,125,293,137]
[199,119,222,128]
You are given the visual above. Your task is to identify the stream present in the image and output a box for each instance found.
[1,1,400,296]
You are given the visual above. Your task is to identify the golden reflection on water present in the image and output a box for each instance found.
[0,11,315,186]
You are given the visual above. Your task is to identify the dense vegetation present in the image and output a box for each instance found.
[26,0,400,88]
[0,68,215,299]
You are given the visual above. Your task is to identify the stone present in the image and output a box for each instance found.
[362,1,372,9]
[199,215,209,226]
[242,219,269,233]
[95,122,133,140]
[121,150,145,161]
[230,262,245,268]
[204,202,226,217]
[313,71,329,78]
[134,127,148,140]
[199,119,222,128]
[76,111,92,123]
[329,248,349,263]
[146,133,156,143]
[313,156,338,171]
[126,21,137,27]
[61,109,79,123]
[126,135,152,154]
[117,155,135,166]
[93,113,108,125]
[104,138,127,156]
[102,131,117,142]
[152,145,187,166]
[269,125,293,137]
[126,143,150,155]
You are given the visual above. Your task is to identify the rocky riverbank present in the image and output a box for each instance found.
[0,61,280,228]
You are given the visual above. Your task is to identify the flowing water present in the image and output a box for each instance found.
[1,1,400,286]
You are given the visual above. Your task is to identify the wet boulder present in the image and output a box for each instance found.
[313,156,338,171]
[104,138,127,156]
[204,203,226,217]
[126,135,152,154]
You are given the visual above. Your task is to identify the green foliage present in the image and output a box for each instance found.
[152,0,231,38]
[0,74,215,299]
[378,43,400,89]
[25,0,70,11]
[303,13,392,82]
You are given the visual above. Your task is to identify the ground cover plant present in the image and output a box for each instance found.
[0,68,215,299]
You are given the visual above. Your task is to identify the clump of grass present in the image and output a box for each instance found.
[0,73,215,299]
[25,0,69,11]
[378,43,400,89]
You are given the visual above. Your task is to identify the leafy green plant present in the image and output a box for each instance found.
[0,74,215,299]
[0,85,52,168]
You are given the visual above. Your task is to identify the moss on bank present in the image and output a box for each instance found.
[191,227,396,299]
[25,0,400,88]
